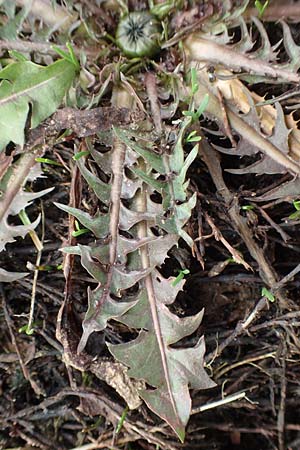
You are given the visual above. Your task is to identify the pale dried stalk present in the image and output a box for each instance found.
[193,77,300,175]
[184,35,300,84]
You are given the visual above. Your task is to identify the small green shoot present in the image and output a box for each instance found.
[52,42,80,71]
[82,371,92,387]
[72,220,89,237]
[87,416,103,431]
[186,130,202,143]
[18,209,43,252]
[35,157,63,167]
[183,93,209,122]
[241,204,255,211]
[32,264,62,272]
[73,151,90,161]
[226,257,237,263]
[18,323,35,335]
[261,287,275,303]
[289,200,300,220]
[255,0,269,17]
[172,269,190,287]
[191,67,199,95]
[115,406,129,434]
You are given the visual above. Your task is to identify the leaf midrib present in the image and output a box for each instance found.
[0,65,71,107]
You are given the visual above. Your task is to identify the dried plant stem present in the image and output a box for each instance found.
[184,36,300,83]
[2,291,44,396]
[199,138,279,287]
[215,352,276,379]
[244,4,300,22]
[277,338,287,450]
[27,206,45,333]
[192,391,246,414]
[194,79,300,175]
[0,39,69,55]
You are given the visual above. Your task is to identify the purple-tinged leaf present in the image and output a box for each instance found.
[121,173,142,199]
[111,266,152,295]
[109,331,215,440]
[78,244,107,284]
[113,127,167,174]
[251,176,300,202]
[77,157,111,205]
[55,203,109,238]
[78,285,138,354]
[119,203,156,231]
[60,106,214,441]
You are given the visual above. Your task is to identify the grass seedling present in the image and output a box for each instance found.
[52,42,80,71]
[186,130,202,143]
[18,323,35,335]
[73,151,90,161]
[72,220,89,237]
[241,204,255,211]
[255,0,269,18]
[190,67,199,95]
[183,93,209,122]
[182,67,209,122]
[35,157,63,167]
[115,406,129,434]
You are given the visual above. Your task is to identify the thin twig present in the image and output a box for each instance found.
[185,36,300,83]
[277,337,287,450]
[257,205,291,243]
[192,391,246,414]
[244,4,300,21]
[27,204,45,332]
[1,289,44,396]
[198,137,279,288]
[205,295,267,363]
[0,39,70,55]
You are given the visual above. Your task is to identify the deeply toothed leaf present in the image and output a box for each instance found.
[77,157,111,205]
[0,163,53,252]
[55,203,109,238]
[60,116,214,440]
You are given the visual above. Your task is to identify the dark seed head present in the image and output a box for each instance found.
[116,11,161,58]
